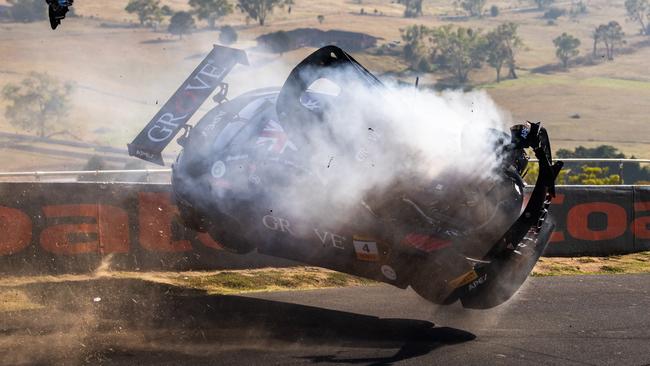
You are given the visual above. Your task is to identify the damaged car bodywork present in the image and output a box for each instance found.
[129,45,563,309]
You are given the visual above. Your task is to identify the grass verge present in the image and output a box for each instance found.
[0,267,373,312]
[3,253,650,312]
[532,251,650,277]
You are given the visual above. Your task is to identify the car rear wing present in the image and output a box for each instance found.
[128,45,248,165]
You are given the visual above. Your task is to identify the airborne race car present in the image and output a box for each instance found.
[129,45,563,309]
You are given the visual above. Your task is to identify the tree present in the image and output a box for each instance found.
[397,0,423,18]
[625,0,649,35]
[569,0,587,18]
[236,0,287,26]
[400,24,434,71]
[7,0,46,22]
[168,11,195,39]
[188,0,233,29]
[431,25,486,83]
[150,4,173,30]
[592,24,605,57]
[543,7,565,20]
[317,14,324,24]
[553,32,580,68]
[457,0,487,18]
[593,21,625,60]
[485,23,523,82]
[2,72,73,138]
[125,0,163,26]
[219,25,238,44]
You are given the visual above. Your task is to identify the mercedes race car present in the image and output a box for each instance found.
[129,45,563,309]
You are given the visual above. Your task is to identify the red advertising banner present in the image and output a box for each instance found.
[0,182,647,273]
[0,182,294,274]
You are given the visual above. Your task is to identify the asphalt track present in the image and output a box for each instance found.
[1,274,650,365]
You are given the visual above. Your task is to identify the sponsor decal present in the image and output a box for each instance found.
[128,46,247,165]
[262,215,296,236]
[353,238,379,262]
[403,233,451,252]
[468,274,488,291]
[314,229,346,250]
[203,110,228,133]
[211,160,227,178]
[449,270,478,289]
[381,265,397,281]
[256,120,297,154]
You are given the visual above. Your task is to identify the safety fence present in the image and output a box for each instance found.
[0,181,648,274]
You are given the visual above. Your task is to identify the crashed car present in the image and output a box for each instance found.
[129,45,563,309]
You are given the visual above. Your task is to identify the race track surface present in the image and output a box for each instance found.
[1,274,650,365]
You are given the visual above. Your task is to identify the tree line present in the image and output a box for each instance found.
[400,6,638,84]
[401,22,523,84]
[124,0,293,39]
[523,145,650,185]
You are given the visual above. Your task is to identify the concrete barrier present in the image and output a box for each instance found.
[0,182,648,274]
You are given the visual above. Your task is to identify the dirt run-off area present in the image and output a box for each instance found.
[1,253,650,365]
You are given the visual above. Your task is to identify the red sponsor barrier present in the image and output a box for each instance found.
[0,182,294,274]
[0,182,648,273]
[540,186,649,256]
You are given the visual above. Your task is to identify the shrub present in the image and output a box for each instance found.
[543,7,566,20]
[219,25,238,45]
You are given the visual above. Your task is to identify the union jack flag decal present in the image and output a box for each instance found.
[256,120,297,154]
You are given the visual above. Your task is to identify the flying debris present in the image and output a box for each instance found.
[46,0,73,29]
[129,45,563,309]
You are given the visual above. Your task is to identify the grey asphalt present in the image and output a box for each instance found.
[238,275,650,366]
[2,274,650,365]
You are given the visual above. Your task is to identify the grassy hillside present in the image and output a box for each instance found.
[0,0,648,170]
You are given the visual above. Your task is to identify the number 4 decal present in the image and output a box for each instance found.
[353,239,379,262]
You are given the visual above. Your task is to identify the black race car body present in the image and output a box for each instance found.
[129,45,563,309]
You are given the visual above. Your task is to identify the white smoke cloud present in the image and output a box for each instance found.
[258,65,513,229]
